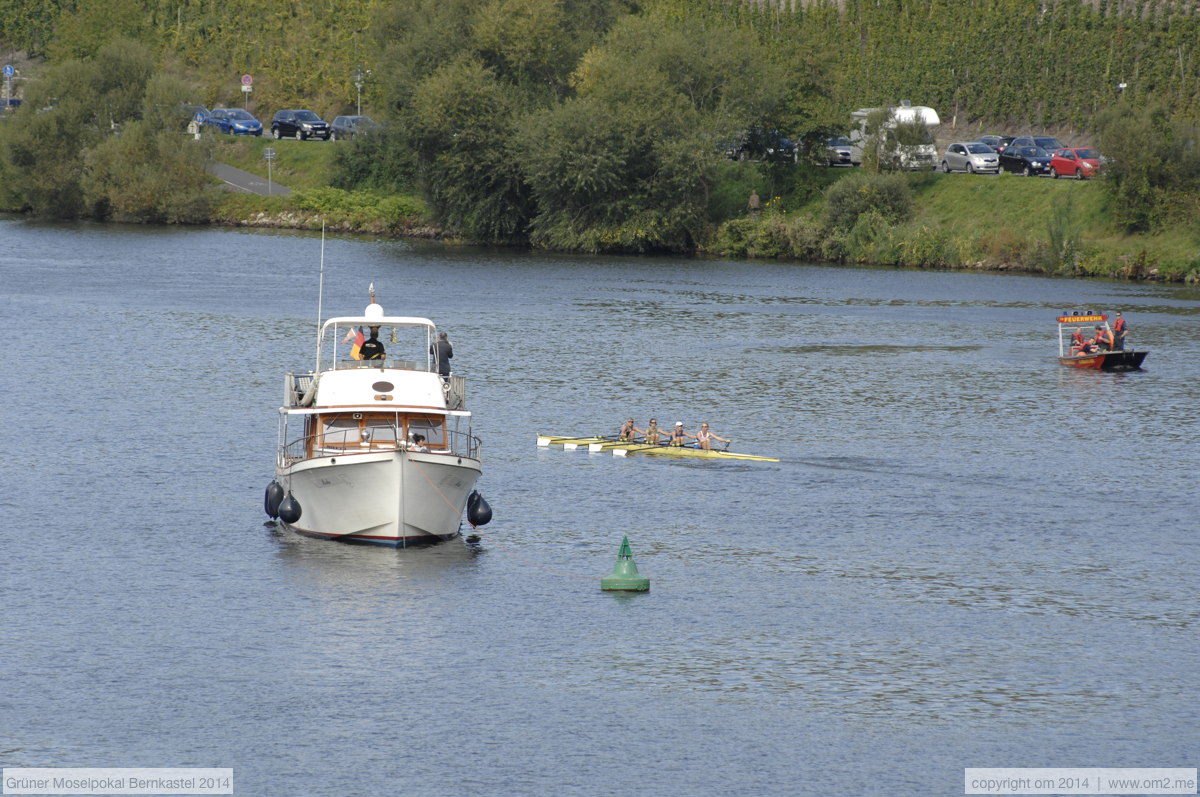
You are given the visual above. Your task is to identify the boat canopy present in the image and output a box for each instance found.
[1057,311,1114,358]
[313,303,439,373]
[321,315,436,332]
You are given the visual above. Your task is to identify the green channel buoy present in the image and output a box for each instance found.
[600,535,650,592]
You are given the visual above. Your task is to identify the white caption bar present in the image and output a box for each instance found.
[966,768,1197,795]
[3,768,232,795]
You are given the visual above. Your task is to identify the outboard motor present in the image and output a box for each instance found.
[264,480,284,519]
[278,492,302,524]
[466,490,492,526]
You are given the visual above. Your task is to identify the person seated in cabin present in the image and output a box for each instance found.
[360,326,386,360]
[642,419,664,444]
[617,418,639,441]
[694,422,731,451]
[1069,328,1086,355]
[1093,325,1114,352]
[408,433,428,452]
[666,422,692,447]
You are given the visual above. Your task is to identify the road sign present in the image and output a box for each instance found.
[4,66,13,77]
[241,74,253,86]
[241,85,252,93]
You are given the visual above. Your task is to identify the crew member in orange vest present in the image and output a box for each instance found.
[1093,325,1114,351]
[1112,312,1127,350]
[1070,329,1085,355]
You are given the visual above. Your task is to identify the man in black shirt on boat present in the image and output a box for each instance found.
[360,326,386,360]
[431,331,453,377]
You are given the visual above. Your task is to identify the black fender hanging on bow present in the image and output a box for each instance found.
[278,492,302,524]
[466,490,492,526]
[264,480,284,519]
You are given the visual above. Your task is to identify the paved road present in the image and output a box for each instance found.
[210,162,291,196]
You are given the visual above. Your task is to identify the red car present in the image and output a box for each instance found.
[1050,147,1101,179]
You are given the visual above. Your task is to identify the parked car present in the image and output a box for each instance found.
[270,109,331,140]
[209,108,263,136]
[1009,135,1067,154]
[824,135,858,166]
[330,115,376,141]
[997,145,1053,177]
[940,142,1000,174]
[1049,147,1102,179]
[977,135,1014,155]
[723,127,796,163]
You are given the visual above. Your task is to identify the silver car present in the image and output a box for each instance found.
[824,135,857,166]
[940,142,1000,174]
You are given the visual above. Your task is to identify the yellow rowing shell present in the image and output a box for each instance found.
[539,434,778,461]
[612,444,779,462]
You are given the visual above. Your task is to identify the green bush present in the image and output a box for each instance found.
[823,172,913,232]
[844,209,898,264]
[896,224,949,268]
[292,187,427,230]
[707,160,762,224]
[331,127,416,194]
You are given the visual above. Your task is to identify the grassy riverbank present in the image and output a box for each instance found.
[211,138,436,236]
[710,168,1200,282]
[211,139,1200,282]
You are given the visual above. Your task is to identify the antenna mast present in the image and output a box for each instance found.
[315,222,326,372]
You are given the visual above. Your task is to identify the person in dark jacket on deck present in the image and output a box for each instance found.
[431,331,453,377]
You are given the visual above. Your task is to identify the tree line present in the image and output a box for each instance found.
[1,0,1198,246]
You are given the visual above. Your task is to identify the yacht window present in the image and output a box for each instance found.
[407,417,445,447]
[364,416,399,443]
[321,416,360,446]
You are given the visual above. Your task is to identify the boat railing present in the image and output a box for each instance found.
[443,375,466,410]
[279,425,481,467]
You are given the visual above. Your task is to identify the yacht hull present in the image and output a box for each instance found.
[276,450,481,545]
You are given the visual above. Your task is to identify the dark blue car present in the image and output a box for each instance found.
[209,108,263,136]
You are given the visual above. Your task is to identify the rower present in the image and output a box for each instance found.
[695,423,730,450]
[617,418,638,441]
[666,422,690,447]
[642,419,663,444]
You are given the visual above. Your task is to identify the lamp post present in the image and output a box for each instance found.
[264,147,275,196]
[353,66,365,116]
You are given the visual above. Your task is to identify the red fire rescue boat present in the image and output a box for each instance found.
[1057,311,1148,370]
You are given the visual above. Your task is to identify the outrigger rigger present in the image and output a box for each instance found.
[1057,311,1148,371]
[536,434,607,450]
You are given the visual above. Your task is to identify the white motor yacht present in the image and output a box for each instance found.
[266,290,487,545]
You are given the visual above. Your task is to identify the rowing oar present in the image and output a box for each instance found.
[589,436,645,452]
[567,434,619,451]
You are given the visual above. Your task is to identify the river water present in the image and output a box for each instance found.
[2,219,1197,796]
